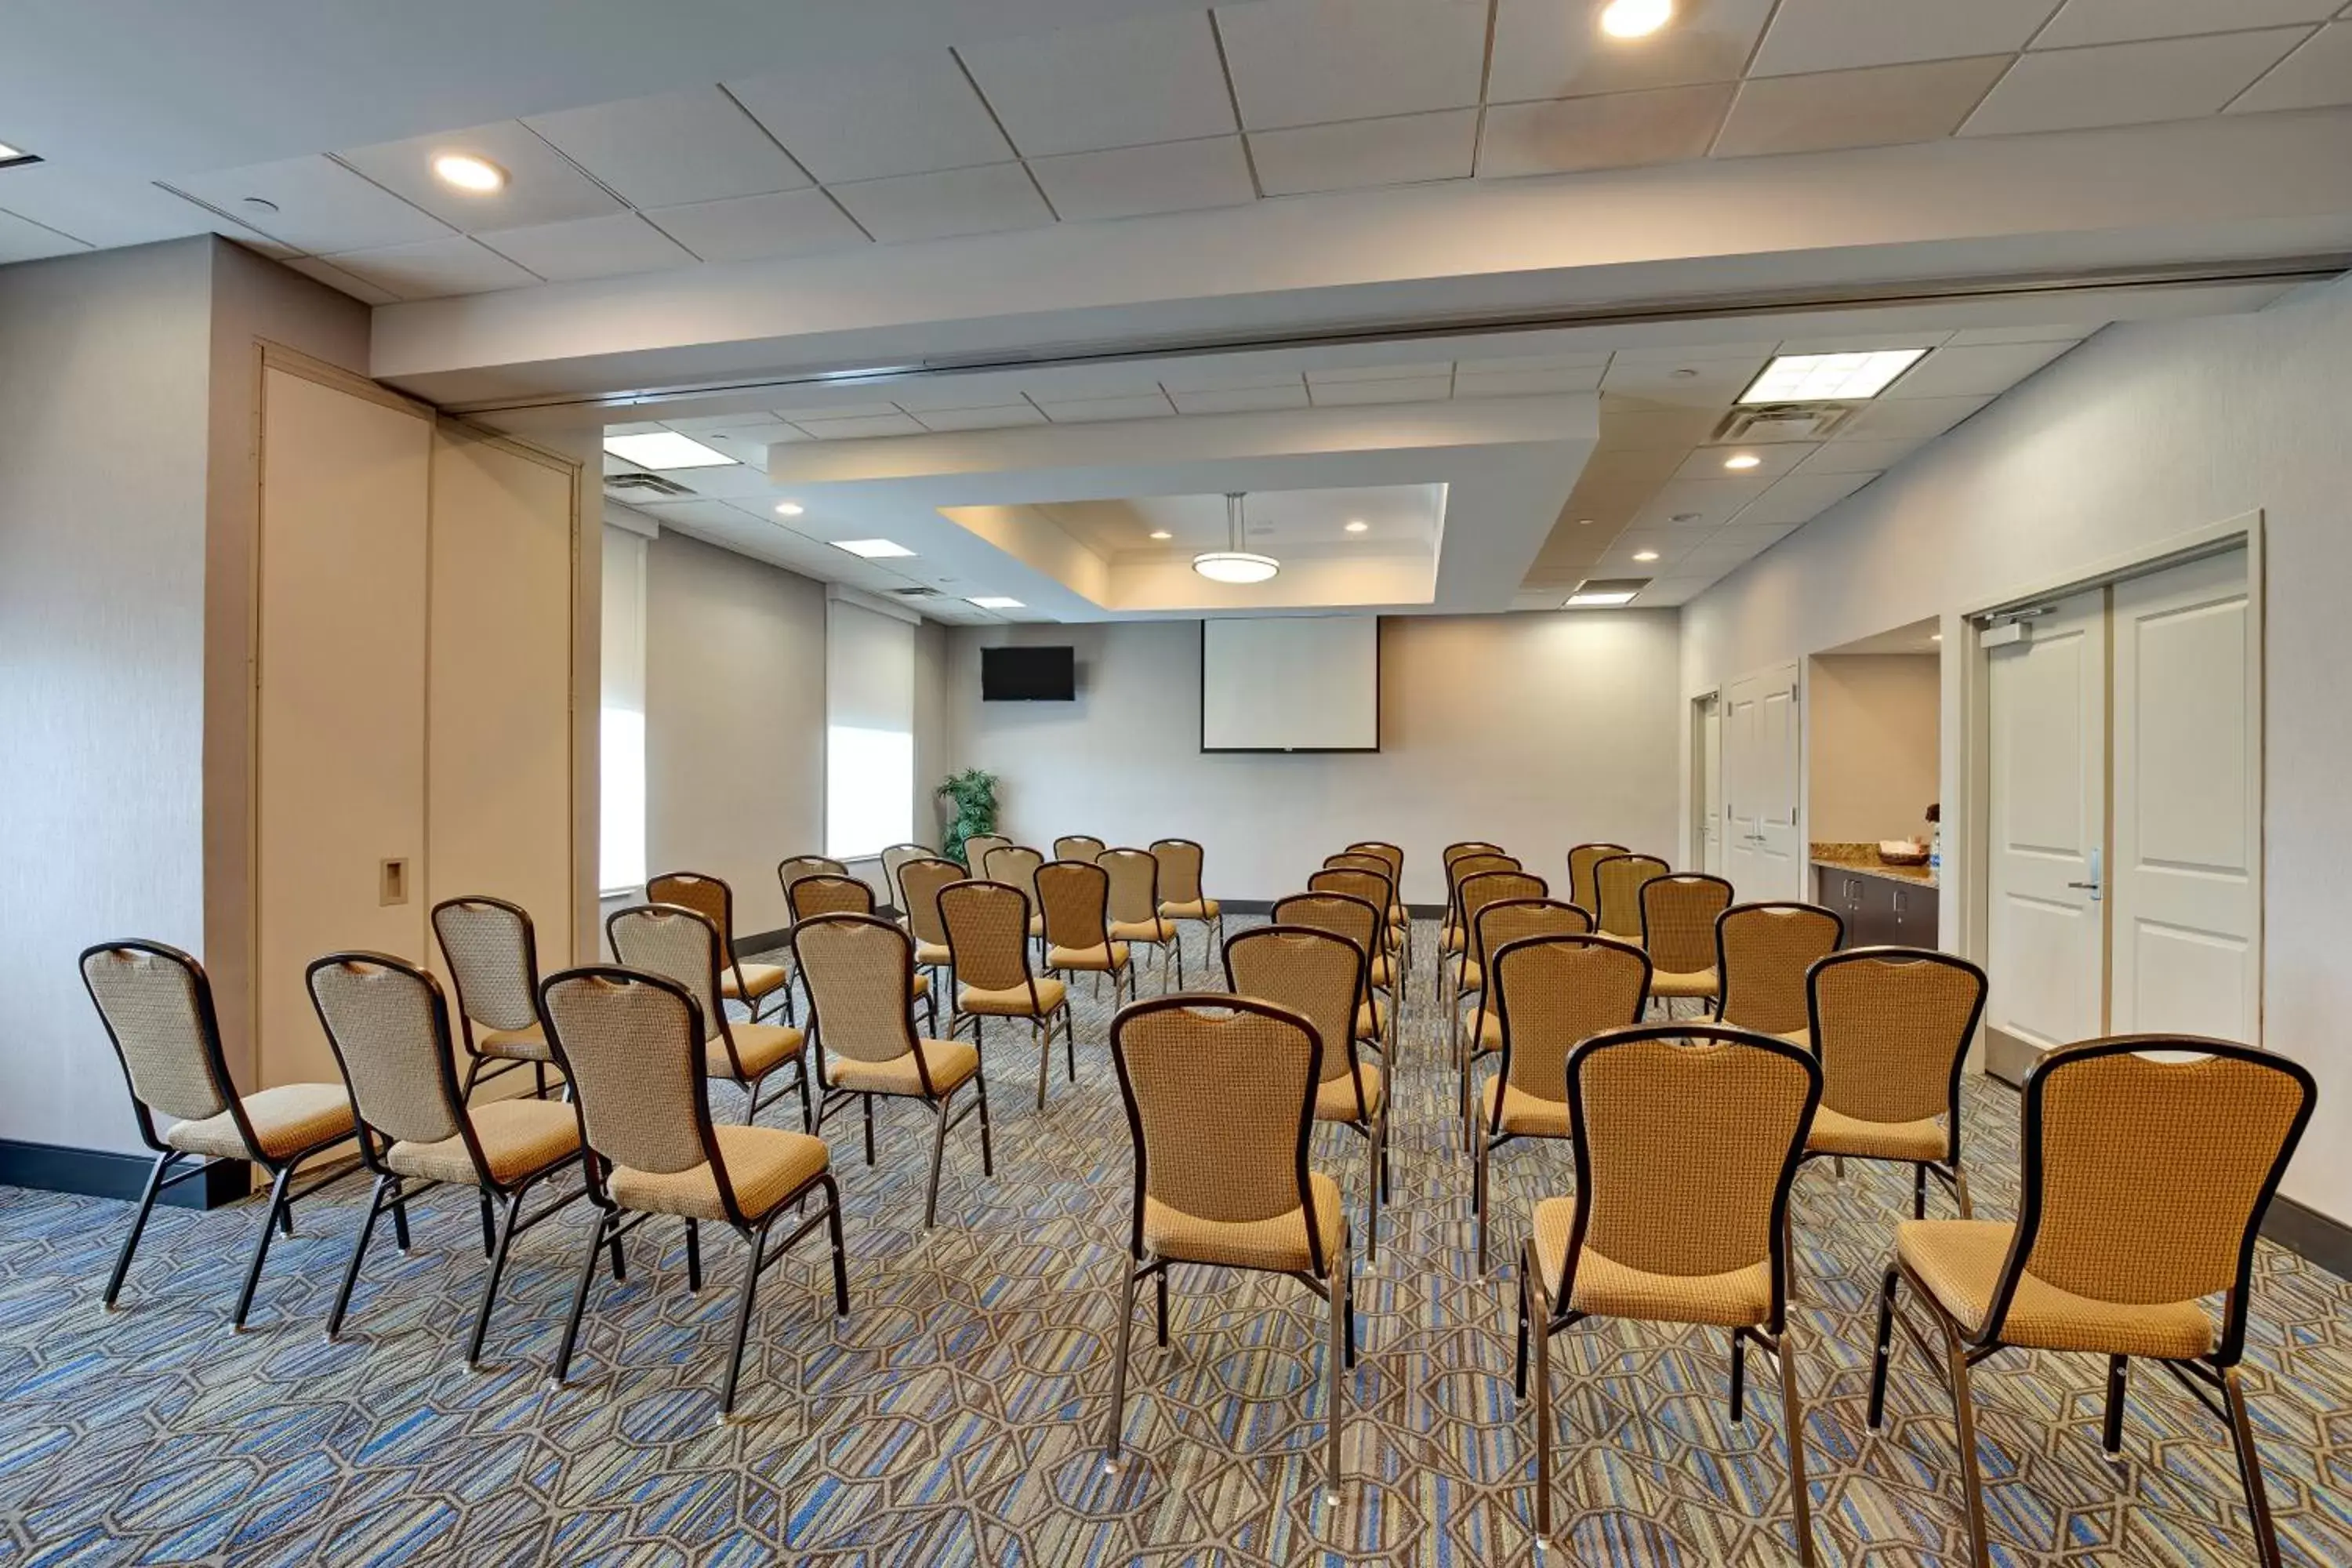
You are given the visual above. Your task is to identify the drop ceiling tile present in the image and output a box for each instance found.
[2230,22,2352,111]
[1719,520,1802,546]
[0,208,87,263]
[1637,477,1772,529]
[1452,364,1606,397]
[1609,339,1784,363]
[1457,347,1617,370]
[318,234,541,299]
[825,164,1054,245]
[644,188,869,263]
[1961,29,2308,135]
[1028,137,1256,222]
[1215,0,1491,129]
[1773,330,1951,354]
[1737,470,1874,524]
[1479,85,1734,178]
[726,52,1013,183]
[788,412,928,439]
[336,122,625,230]
[1307,360,1457,383]
[2038,0,2336,49]
[1156,362,1303,393]
[1795,435,1929,474]
[1637,578,1709,604]
[1600,358,1767,405]
[662,412,793,434]
[913,403,1050,431]
[959,11,1236,155]
[1883,339,2076,397]
[0,165,256,250]
[1249,108,1477,194]
[1714,56,2010,158]
[1675,443,1817,480]
[524,86,811,209]
[1489,0,1775,101]
[1598,403,1726,448]
[1308,373,1457,405]
[1840,393,1993,438]
[278,253,401,306]
[1752,0,2063,77]
[478,211,698,282]
[1168,383,1312,413]
[770,401,906,422]
[172,154,452,252]
[1946,321,2103,344]
[1034,393,1177,422]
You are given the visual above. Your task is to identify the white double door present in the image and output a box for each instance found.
[1984,549,2257,1058]
[1723,662,1802,900]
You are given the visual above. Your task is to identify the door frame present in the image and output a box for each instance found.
[1957,511,2265,1081]
[1690,689,1721,872]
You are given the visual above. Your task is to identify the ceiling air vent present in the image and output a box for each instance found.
[1711,403,1857,444]
[889,586,942,598]
[603,471,695,499]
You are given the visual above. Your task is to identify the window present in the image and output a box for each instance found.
[826,597,916,859]
[599,524,648,893]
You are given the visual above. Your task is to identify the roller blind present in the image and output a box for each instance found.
[826,597,916,859]
[599,525,648,892]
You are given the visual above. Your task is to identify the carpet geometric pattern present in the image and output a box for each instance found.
[2,918,2347,1566]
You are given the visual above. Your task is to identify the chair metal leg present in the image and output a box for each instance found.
[103,1151,176,1309]
[1064,1003,1078,1082]
[327,1174,395,1338]
[2103,1354,2129,1457]
[974,1065,993,1176]
[2220,1364,2285,1568]
[1940,1314,1993,1568]
[1104,1257,1141,1461]
[1867,1266,1899,1430]
[1952,1164,1974,1219]
[231,1163,298,1331]
[1730,1331,1748,1422]
[1513,1250,1530,1399]
[1774,1327,1817,1568]
[861,1094,876,1166]
[477,1192,497,1258]
[1526,1245,1554,1548]
[923,1097,950,1229]
[1155,1264,1170,1347]
[1325,1228,1348,1500]
[465,1186,528,1367]
[719,1211,780,1419]
[685,1218,702,1292]
[1913,1163,1929,1220]
[554,1211,612,1385]
[1363,1111,1384,1266]
[822,1174,850,1314]
[1034,1018,1052,1111]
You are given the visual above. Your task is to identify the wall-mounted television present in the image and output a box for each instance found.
[982,644,1076,702]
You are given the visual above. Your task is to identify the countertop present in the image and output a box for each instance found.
[1810,842,1937,889]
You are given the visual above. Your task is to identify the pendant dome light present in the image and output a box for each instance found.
[1192,492,1281,584]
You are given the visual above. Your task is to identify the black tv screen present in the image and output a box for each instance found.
[982,644,1075,702]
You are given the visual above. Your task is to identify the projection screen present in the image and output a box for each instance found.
[1200,616,1381,753]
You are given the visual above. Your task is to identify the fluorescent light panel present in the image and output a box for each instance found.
[967,596,1023,609]
[602,431,737,470]
[1565,577,1649,608]
[832,538,915,558]
[1739,349,1929,404]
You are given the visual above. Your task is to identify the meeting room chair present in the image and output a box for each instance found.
[1225,926,1390,1262]
[1305,867,1400,1046]
[1149,837,1225,967]
[1272,890,1392,1057]
[1639,873,1734,1017]
[1446,866,1547,1062]
[1456,898,1595,1151]
[306,953,585,1363]
[1867,1036,2314,1568]
[878,842,931,916]
[1102,994,1356,1500]
[1039,857,1137,1011]
[786,873,937,1033]
[539,967,847,1421]
[981,844,1047,950]
[959,832,1011,873]
[646,871,791,1024]
[1592,852,1668,942]
[792,914,991,1229]
[893,855,965,1008]
[1566,842,1629,917]
[939,878,1075,1111]
[1716,903,1845,1047]
[1052,834,1106,864]
[606,903,811,1130]
[1471,932,1650,1273]
[432,895,561,1099]
[1439,841,1508,960]
[1344,840,1410,972]
[1435,851,1519,1025]
[777,854,848,902]
[1100,847,1183,989]
[79,939,361,1329]
[1517,1022,1822,1564]
[1802,948,1987,1217]
[1326,852,1410,1003]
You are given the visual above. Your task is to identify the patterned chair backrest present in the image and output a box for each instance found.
[1306,867,1393,948]
[1809,948,1984,1129]
[1566,843,1630,915]
[541,969,713,1180]
[779,855,848,898]
[1592,853,1670,941]
[1492,934,1652,1105]
[1037,859,1114,951]
[879,844,931,913]
[960,833,1012,873]
[1225,926,1365,1090]
[431,897,541,1033]
[793,915,920,1069]
[1716,903,1844,1035]
[787,873,877,923]
[1346,841,1405,888]
[80,941,236,1124]
[1150,838,1207,905]
[647,871,733,945]
[1640,875,1733,976]
[982,845,1044,913]
[307,953,464,1149]
[1052,835,1106,864]
[1460,869,1548,968]
[895,857,964,948]
[1271,891,1381,965]
[1098,848,1161,926]
[607,904,727,1042]
[939,880,1035,993]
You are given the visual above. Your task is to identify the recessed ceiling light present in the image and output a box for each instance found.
[1671,512,1702,524]
[967,596,1023,610]
[1149,530,1173,540]
[1577,518,1595,526]
[1344,519,1369,533]
[1566,577,1648,607]
[1599,0,1673,39]
[773,501,804,517]
[1722,453,1762,470]
[1930,632,1944,643]
[1632,550,1661,562]
[601,431,737,470]
[432,153,506,193]
[1740,349,1929,404]
[832,539,915,559]
[241,196,281,215]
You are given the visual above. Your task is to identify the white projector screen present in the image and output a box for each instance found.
[1200,616,1381,753]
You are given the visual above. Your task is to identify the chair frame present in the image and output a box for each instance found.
[605,902,812,1131]
[1637,873,1734,1018]
[430,894,557,1100]
[939,877,1079,1112]
[1052,834,1107,864]
[1515,1021,1822,1563]
[1565,841,1630,917]
[539,965,850,1420]
[1588,851,1669,943]
[791,913,994,1228]
[306,950,588,1363]
[1305,867,1402,1051]
[647,870,788,1024]
[877,842,933,917]
[1455,898,1595,1152]
[1437,851,1520,1020]
[891,854,966,1022]
[1343,840,1410,975]
[1445,866,1549,1063]
[1866,1035,2316,1568]
[1276,887,1392,1060]
[1101,845,1185,990]
[1149,836,1227,975]
[80,938,364,1330]
[1102,993,1356,1497]
[1039,857,1140,1011]
[1715,901,1847,1038]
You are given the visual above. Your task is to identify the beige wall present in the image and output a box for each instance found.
[949,612,1683,906]
[1805,654,1939,845]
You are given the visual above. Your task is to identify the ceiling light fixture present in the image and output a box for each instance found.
[601,431,737,470]
[1149,529,1173,540]
[1599,0,1672,39]
[1565,578,1647,608]
[432,153,507,193]
[1930,632,1944,642]
[832,538,915,559]
[1345,519,1369,534]
[1740,349,1928,404]
[1632,550,1661,562]
[1722,453,1762,470]
[1193,493,1281,585]
[967,596,1024,610]
[0,141,38,168]
[773,501,805,517]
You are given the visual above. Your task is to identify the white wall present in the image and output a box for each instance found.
[1681,274,2352,1225]
[1806,655,1939,845]
[949,612,1683,906]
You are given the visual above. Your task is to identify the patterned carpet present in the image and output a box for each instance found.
[3,918,2348,1567]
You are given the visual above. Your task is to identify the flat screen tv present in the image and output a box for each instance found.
[982,644,1075,702]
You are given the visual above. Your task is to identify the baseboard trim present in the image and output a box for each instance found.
[1983,1027,2042,1088]
[0,1137,252,1210]
[736,926,793,957]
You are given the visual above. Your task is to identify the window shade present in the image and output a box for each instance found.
[599,525,648,892]
[826,597,916,859]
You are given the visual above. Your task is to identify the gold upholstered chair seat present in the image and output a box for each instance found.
[1536,1197,1773,1328]
[909,971,930,1000]
[385,1097,580,1186]
[1029,913,1045,938]
[1356,997,1385,1041]
[166,1083,354,1161]
[1773,1025,1812,1049]
[959,976,1069,1016]
[1367,950,1395,989]
[1649,966,1719,1000]
[1142,1172,1345,1273]
[1809,1105,1947,1162]
[1109,916,1178,944]
[1441,924,1464,954]
[1482,1079,1571,1138]
[1451,956,1480,993]
[1314,1065,1383,1121]
[476,1022,554,1062]
[1049,941,1129,972]
[706,1023,804,1083]
[1896,1220,2215,1359]
[720,960,789,1004]
[608,1123,832,1223]
[826,1037,980,1098]
[1160,898,1221,920]
[1464,1009,1504,1053]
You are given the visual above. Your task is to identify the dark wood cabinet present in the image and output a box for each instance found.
[1814,866,1939,950]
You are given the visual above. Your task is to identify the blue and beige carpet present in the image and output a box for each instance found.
[2,920,2347,1566]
